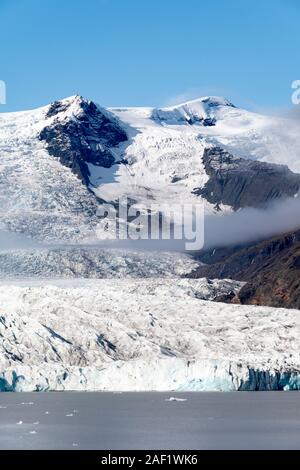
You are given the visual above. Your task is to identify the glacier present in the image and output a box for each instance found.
[0,247,200,279]
[0,279,299,392]
[1,95,300,392]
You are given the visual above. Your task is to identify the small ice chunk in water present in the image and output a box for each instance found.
[45,411,50,415]
[66,413,74,417]
[72,443,79,447]
[16,421,23,425]
[166,397,187,402]
[33,421,39,425]
[29,430,37,435]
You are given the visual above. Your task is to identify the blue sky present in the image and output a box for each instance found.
[0,0,299,111]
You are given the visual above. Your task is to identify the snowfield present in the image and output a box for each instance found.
[0,280,299,392]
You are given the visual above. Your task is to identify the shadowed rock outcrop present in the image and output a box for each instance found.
[39,96,128,186]
[194,147,300,210]
[188,229,300,309]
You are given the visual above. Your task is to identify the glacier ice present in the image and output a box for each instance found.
[0,279,299,392]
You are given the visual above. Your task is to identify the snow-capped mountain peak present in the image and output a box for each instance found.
[161,95,235,113]
[0,93,300,244]
[39,95,128,186]
[151,96,235,126]
[44,94,86,121]
[44,94,116,126]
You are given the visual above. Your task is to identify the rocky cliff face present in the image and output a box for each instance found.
[189,229,300,309]
[39,96,128,187]
[238,238,300,309]
[194,147,300,210]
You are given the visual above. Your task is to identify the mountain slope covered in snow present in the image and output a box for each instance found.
[0,94,300,245]
[0,100,101,242]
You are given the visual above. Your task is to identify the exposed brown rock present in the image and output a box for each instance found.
[188,229,300,309]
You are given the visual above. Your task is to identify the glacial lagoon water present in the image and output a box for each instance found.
[0,392,299,450]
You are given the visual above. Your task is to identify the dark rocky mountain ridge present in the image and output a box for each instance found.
[188,229,300,309]
[194,147,300,210]
[39,96,128,187]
